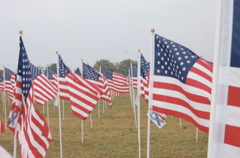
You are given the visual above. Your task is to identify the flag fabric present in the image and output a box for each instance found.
[101,68,129,93]
[58,55,103,120]
[8,35,51,158]
[0,146,12,158]
[147,111,166,129]
[151,33,213,133]
[0,120,4,133]
[0,74,3,92]
[58,55,70,101]
[4,67,16,100]
[139,54,150,103]
[208,1,240,157]
[82,63,112,104]
[46,66,58,91]
[129,64,138,89]
[30,63,58,106]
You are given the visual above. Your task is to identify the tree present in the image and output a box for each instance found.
[49,63,57,73]
[93,59,117,72]
[116,59,137,76]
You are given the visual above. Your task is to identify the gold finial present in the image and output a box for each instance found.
[56,51,58,54]
[150,28,155,34]
[19,30,23,35]
[138,49,140,52]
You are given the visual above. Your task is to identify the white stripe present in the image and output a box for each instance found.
[152,102,209,128]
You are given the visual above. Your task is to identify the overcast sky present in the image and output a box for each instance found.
[0,0,218,71]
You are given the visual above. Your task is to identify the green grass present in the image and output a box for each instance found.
[0,93,208,157]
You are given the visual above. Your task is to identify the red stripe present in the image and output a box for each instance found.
[228,86,240,107]
[152,106,209,133]
[197,59,213,72]
[189,66,212,83]
[224,125,240,147]
[153,94,210,119]
[154,82,211,105]
[186,78,212,94]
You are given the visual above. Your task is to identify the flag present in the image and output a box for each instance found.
[8,35,52,158]
[29,63,58,106]
[147,111,166,129]
[58,55,70,101]
[208,1,240,157]
[0,120,4,133]
[82,63,112,104]
[101,68,129,93]
[0,146,12,158]
[0,74,3,92]
[129,64,138,89]
[46,66,58,90]
[139,54,150,103]
[58,55,103,120]
[4,67,16,100]
[151,33,213,133]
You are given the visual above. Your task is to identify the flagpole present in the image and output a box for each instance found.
[137,50,141,158]
[46,66,50,125]
[147,28,155,158]
[56,51,63,158]
[130,62,137,128]
[207,0,225,157]
[81,120,84,143]
[3,66,7,130]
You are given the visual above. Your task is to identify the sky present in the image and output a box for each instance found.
[0,0,218,71]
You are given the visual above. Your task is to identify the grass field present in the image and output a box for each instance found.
[0,93,208,158]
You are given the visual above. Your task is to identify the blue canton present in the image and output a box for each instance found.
[5,68,14,81]
[18,36,32,100]
[154,34,199,83]
[140,54,150,80]
[101,68,113,80]
[83,63,99,81]
[58,55,69,78]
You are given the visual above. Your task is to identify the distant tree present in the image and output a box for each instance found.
[75,67,81,74]
[116,59,137,76]
[93,59,117,72]
[0,69,3,75]
[49,63,57,73]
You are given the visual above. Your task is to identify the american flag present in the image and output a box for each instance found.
[8,36,51,157]
[129,64,138,89]
[58,55,103,120]
[83,63,111,104]
[58,55,70,101]
[139,54,150,103]
[208,1,240,157]
[151,34,213,133]
[30,63,58,106]
[46,66,58,90]
[4,67,16,100]
[101,68,129,93]
[0,74,3,92]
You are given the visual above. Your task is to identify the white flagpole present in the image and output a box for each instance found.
[90,113,93,128]
[3,67,7,130]
[13,126,18,158]
[196,128,199,141]
[62,100,64,120]
[46,66,50,125]
[147,28,155,158]
[208,0,232,157]
[102,100,104,114]
[81,120,84,143]
[136,50,141,158]
[56,51,63,158]
[131,61,137,128]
